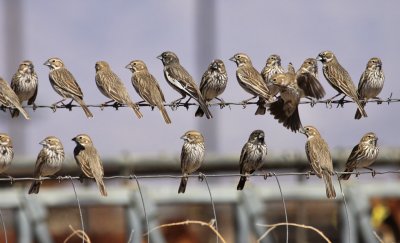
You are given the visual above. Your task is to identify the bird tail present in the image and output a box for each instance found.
[128,102,143,119]
[178,176,188,194]
[195,107,204,117]
[339,167,354,180]
[197,95,213,119]
[255,98,266,115]
[353,98,367,118]
[322,170,336,199]
[237,176,247,190]
[28,181,41,194]
[158,104,171,124]
[11,104,30,120]
[354,101,366,120]
[96,178,108,197]
[74,97,93,118]
[268,99,302,132]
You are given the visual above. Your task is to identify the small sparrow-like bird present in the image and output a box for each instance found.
[317,51,367,117]
[195,59,228,117]
[10,60,38,118]
[44,57,93,118]
[268,64,302,132]
[296,58,325,100]
[229,53,273,114]
[301,126,336,199]
[179,130,205,194]
[261,54,285,97]
[0,77,30,120]
[355,57,385,119]
[237,130,267,190]
[157,51,212,119]
[340,132,379,180]
[0,133,13,174]
[72,134,107,196]
[126,60,170,124]
[95,61,142,119]
[28,136,65,194]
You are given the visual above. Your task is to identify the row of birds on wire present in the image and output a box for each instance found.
[0,51,384,132]
[0,126,379,199]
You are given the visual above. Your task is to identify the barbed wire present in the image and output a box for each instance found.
[0,93,398,113]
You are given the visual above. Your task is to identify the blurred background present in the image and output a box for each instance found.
[0,0,400,242]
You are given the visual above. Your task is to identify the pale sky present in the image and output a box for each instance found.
[0,0,399,161]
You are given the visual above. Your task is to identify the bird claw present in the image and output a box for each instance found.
[64,101,73,111]
[112,102,121,110]
[263,172,270,180]
[355,171,360,178]
[372,170,376,177]
[51,104,58,112]
[198,172,205,182]
[325,99,333,109]
[32,103,37,111]
[336,97,345,108]
[240,101,248,109]
[306,171,312,179]
[309,98,317,107]
[183,102,190,110]
[170,101,179,111]
[7,175,13,185]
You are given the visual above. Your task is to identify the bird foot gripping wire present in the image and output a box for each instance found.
[32,103,37,111]
[325,99,333,109]
[198,172,205,182]
[306,170,312,179]
[385,93,393,105]
[112,102,122,110]
[336,96,346,108]
[63,100,74,111]
[263,172,272,180]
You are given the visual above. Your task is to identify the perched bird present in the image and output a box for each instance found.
[340,132,379,180]
[0,133,13,174]
[126,60,170,123]
[229,53,273,114]
[28,136,64,194]
[10,60,38,118]
[157,51,212,119]
[301,126,336,199]
[43,57,93,118]
[317,51,367,117]
[0,77,30,120]
[72,134,107,196]
[296,58,326,100]
[261,54,285,97]
[355,57,385,119]
[195,59,228,117]
[237,130,267,190]
[95,61,142,119]
[268,64,302,132]
[178,130,205,194]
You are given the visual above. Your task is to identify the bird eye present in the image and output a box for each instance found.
[133,63,136,66]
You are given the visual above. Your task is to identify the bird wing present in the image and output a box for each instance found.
[296,73,325,99]
[239,142,251,174]
[33,149,46,177]
[75,146,104,179]
[165,64,200,99]
[50,68,84,98]
[324,64,358,98]
[96,71,132,104]
[133,72,165,105]
[306,138,333,177]
[238,67,271,99]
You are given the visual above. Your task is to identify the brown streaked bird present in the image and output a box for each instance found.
[157,51,213,119]
[10,60,38,118]
[237,130,267,190]
[296,58,325,100]
[301,126,336,199]
[95,61,142,119]
[340,132,379,180]
[0,77,30,120]
[178,130,205,194]
[126,60,170,123]
[268,63,302,132]
[72,134,107,196]
[195,59,228,117]
[43,57,93,118]
[317,51,367,117]
[229,53,273,114]
[0,133,13,174]
[355,57,385,119]
[28,136,64,194]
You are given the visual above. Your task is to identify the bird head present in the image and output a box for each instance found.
[72,134,93,147]
[0,133,12,147]
[367,57,382,70]
[248,130,265,143]
[180,130,204,144]
[316,51,335,64]
[229,53,251,67]
[40,136,63,150]
[95,61,110,72]
[210,59,226,72]
[361,132,378,146]
[266,54,281,67]
[18,60,35,74]
[157,51,179,66]
[125,60,147,73]
[44,57,64,70]
[300,126,320,138]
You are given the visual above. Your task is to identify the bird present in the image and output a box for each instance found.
[300,126,336,199]
[229,53,273,114]
[0,133,13,175]
[261,54,285,97]
[178,130,205,193]
[125,60,170,123]
[195,59,228,117]
[95,61,143,119]
[268,63,302,132]
[355,57,385,119]
[237,130,267,190]
[317,51,367,117]
[0,77,30,120]
[72,134,107,196]
[28,136,65,194]
[157,51,213,119]
[296,58,326,100]
[10,60,38,118]
[43,57,93,118]
[340,132,379,180]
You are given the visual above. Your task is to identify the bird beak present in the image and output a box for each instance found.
[39,140,46,145]
[229,56,236,62]
[180,135,187,140]
[125,63,132,69]
[43,60,50,66]
[72,137,76,142]
[299,126,306,134]
[157,55,163,60]
[316,55,322,61]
